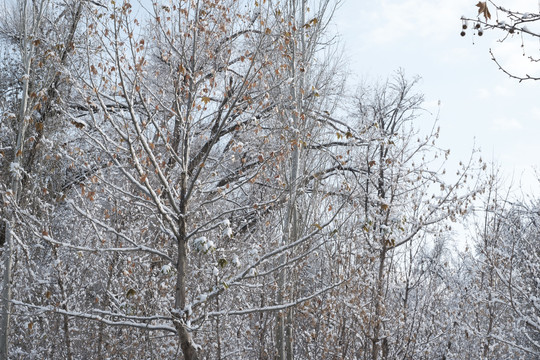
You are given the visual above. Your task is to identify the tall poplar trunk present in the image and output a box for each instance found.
[0,2,34,353]
[371,135,390,360]
[276,1,307,358]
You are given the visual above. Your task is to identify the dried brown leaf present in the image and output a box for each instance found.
[476,2,491,21]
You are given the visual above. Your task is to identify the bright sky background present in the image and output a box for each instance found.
[333,0,540,197]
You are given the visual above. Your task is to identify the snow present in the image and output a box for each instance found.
[161,264,172,274]
[9,162,24,179]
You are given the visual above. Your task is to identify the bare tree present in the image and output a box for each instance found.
[463,169,540,358]
[312,73,480,360]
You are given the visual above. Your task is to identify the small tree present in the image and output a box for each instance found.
[292,72,481,360]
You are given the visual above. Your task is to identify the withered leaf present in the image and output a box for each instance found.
[476,2,491,21]
[71,120,85,129]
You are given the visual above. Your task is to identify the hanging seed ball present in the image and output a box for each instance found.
[478,29,484,36]
[462,23,468,30]
[460,31,466,37]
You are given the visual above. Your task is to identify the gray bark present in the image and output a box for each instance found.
[0,223,14,360]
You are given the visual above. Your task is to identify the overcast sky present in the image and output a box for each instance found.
[333,0,540,195]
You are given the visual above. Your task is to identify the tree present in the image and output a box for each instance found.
[0,0,85,357]
[286,73,481,359]
[1,0,353,358]
[464,170,540,358]
[348,73,480,360]
[449,168,517,359]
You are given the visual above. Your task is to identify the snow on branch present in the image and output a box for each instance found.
[195,276,348,321]
[11,300,176,333]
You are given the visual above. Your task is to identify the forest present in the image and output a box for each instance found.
[0,0,539,359]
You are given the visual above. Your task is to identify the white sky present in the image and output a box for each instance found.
[333,0,540,195]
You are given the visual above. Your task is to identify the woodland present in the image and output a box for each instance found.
[0,0,539,359]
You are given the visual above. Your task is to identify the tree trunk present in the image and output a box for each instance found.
[285,307,294,360]
[371,247,388,360]
[174,221,199,360]
[276,1,308,358]
[0,222,5,248]
[0,222,13,359]
[173,153,199,359]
